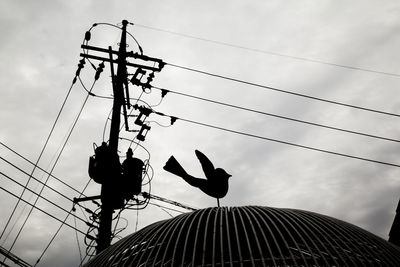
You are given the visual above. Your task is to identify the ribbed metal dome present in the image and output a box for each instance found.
[85,206,400,266]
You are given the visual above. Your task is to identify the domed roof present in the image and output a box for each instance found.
[85,206,400,266]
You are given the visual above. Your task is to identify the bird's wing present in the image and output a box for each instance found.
[195,150,215,180]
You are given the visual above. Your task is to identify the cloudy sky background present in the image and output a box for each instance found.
[1,1,400,266]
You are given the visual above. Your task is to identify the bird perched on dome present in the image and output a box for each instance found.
[163,150,231,200]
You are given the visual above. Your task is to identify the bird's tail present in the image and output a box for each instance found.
[163,156,188,178]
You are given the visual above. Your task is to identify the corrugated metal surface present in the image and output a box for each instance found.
[85,206,400,266]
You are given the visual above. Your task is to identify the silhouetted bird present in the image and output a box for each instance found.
[163,150,231,199]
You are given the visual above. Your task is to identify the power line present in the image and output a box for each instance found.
[156,112,400,168]
[0,157,75,205]
[74,77,400,144]
[134,23,400,78]
[165,63,400,118]
[0,171,87,226]
[79,79,400,144]
[0,79,76,242]
[0,142,87,197]
[74,215,83,264]
[0,246,32,267]
[152,86,400,144]
[0,156,93,226]
[31,74,101,264]
[33,179,92,267]
[0,186,86,236]
[5,77,98,260]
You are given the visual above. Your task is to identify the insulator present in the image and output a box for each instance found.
[134,106,152,126]
[159,61,166,70]
[85,31,91,41]
[145,72,155,87]
[137,125,151,142]
[94,62,105,80]
[130,68,146,86]
[75,59,85,77]
[170,116,177,125]
[134,113,146,126]
[161,89,168,98]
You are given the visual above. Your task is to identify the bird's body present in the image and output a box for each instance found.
[163,150,231,199]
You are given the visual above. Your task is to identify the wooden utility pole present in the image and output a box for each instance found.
[96,20,128,254]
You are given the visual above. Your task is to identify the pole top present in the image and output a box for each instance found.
[122,20,129,27]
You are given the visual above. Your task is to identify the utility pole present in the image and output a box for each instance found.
[96,19,128,254]
[74,20,164,255]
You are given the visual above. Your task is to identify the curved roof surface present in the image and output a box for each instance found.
[85,206,400,266]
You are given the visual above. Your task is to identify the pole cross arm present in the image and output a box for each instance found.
[73,195,101,204]
[81,44,164,72]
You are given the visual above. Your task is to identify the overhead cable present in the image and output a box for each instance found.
[6,76,99,260]
[149,106,400,168]
[135,23,400,78]
[152,86,400,143]
[165,63,400,118]
[0,79,76,242]
[34,178,92,267]
[0,157,75,204]
[0,142,87,197]
[176,117,400,168]
[0,171,87,225]
[0,186,86,236]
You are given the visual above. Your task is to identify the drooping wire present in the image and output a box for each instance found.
[111,212,128,241]
[92,22,144,55]
[119,137,151,159]
[135,23,400,78]
[165,63,400,118]
[78,76,95,96]
[151,86,400,143]
[111,211,123,239]
[0,77,76,243]
[146,120,172,128]
[80,239,95,266]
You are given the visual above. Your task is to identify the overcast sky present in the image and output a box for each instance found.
[1,1,400,266]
